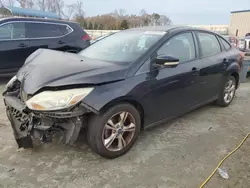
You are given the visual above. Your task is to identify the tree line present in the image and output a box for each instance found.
[82,9,172,30]
[0,0,172,30]
[0,0,85,19]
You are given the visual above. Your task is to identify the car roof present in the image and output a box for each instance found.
[0,17,77,25]
[123,25,216,34]
[125,25,190,32]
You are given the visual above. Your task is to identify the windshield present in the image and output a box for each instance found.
[79,31,166,63]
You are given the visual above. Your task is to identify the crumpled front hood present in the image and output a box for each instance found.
[17,49,128,94]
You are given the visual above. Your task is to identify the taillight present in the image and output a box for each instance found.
[240,51,245,58]
[82,34,91,41]
[238,51,245,68]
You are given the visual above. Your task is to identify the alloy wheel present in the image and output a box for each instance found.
[102,111,136,151]
[224,79,236,104]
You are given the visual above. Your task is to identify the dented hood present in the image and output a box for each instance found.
[17,49,128,94]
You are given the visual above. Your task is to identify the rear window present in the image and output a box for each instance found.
[26,23,64,38]
[59,25,73,35]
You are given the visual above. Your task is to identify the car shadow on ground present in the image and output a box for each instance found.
[48,103,216,156]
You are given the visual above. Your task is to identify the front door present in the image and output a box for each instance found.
[0,22,32,73]
[141,32,203,126]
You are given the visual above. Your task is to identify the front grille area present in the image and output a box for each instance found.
[9,106,28,123]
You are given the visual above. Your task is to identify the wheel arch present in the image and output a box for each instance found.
[231,72,240,88]
[99,97,145,130]
[226,62,240,88]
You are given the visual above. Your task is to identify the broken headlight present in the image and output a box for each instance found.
[26,88,94,111]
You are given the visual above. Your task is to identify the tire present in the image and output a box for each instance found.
[86,103,141,159]
[216,75,236,107]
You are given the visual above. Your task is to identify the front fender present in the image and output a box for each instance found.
[83,74,148,113]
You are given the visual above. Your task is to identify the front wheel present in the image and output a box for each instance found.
[86,103,141,159]
[216,75,236,107]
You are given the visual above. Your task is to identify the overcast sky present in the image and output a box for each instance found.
[67,0,250,25]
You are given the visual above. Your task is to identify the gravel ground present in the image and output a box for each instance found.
[0,78,250,188]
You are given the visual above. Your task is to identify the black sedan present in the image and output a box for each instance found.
[3,26,243,159]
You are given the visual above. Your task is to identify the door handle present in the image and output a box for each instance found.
[192,67,199,75]
[18,43,28,48]
[57,41,65,44]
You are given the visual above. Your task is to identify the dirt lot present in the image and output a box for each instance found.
[0,78,250,188]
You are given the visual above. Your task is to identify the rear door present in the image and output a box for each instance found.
[0,22,32,72]
[26,22,68,54]
[196,31,227,101]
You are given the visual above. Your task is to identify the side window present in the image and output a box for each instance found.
[0,22,25,40]
[27,23,63,38]
[157,32,196,63]
[197,32,221,57]
[59,25,73,35]
[219,37,231,51]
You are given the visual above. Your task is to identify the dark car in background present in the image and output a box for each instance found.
[0,17,90,74]
[3,26,243,159]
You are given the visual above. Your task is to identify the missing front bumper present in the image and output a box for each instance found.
[4,96,87,149]
[6,107,33,148]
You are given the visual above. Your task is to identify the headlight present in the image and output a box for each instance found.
[26,88,94,111]
[6,75,17,88]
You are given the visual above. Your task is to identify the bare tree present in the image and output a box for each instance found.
[159,15,172,26]
[27,0,35,8]
[46,0,57,13]
[54,0,64,17]
[112,9,119,19]
[36,0,46,11]
[139,9,147,16]
[139,9,148,27]
[1,0,16,6]
[17,0,28,8]
[74,0,84,18]
[118,8,126,17]
[63,4,75,20]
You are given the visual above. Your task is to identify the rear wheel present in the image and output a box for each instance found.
[216,75,236,107]
[86,103,141,159]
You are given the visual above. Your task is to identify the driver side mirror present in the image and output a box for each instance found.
[155,55,179,68]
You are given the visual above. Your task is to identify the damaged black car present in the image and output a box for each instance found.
[3,26,242,159]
